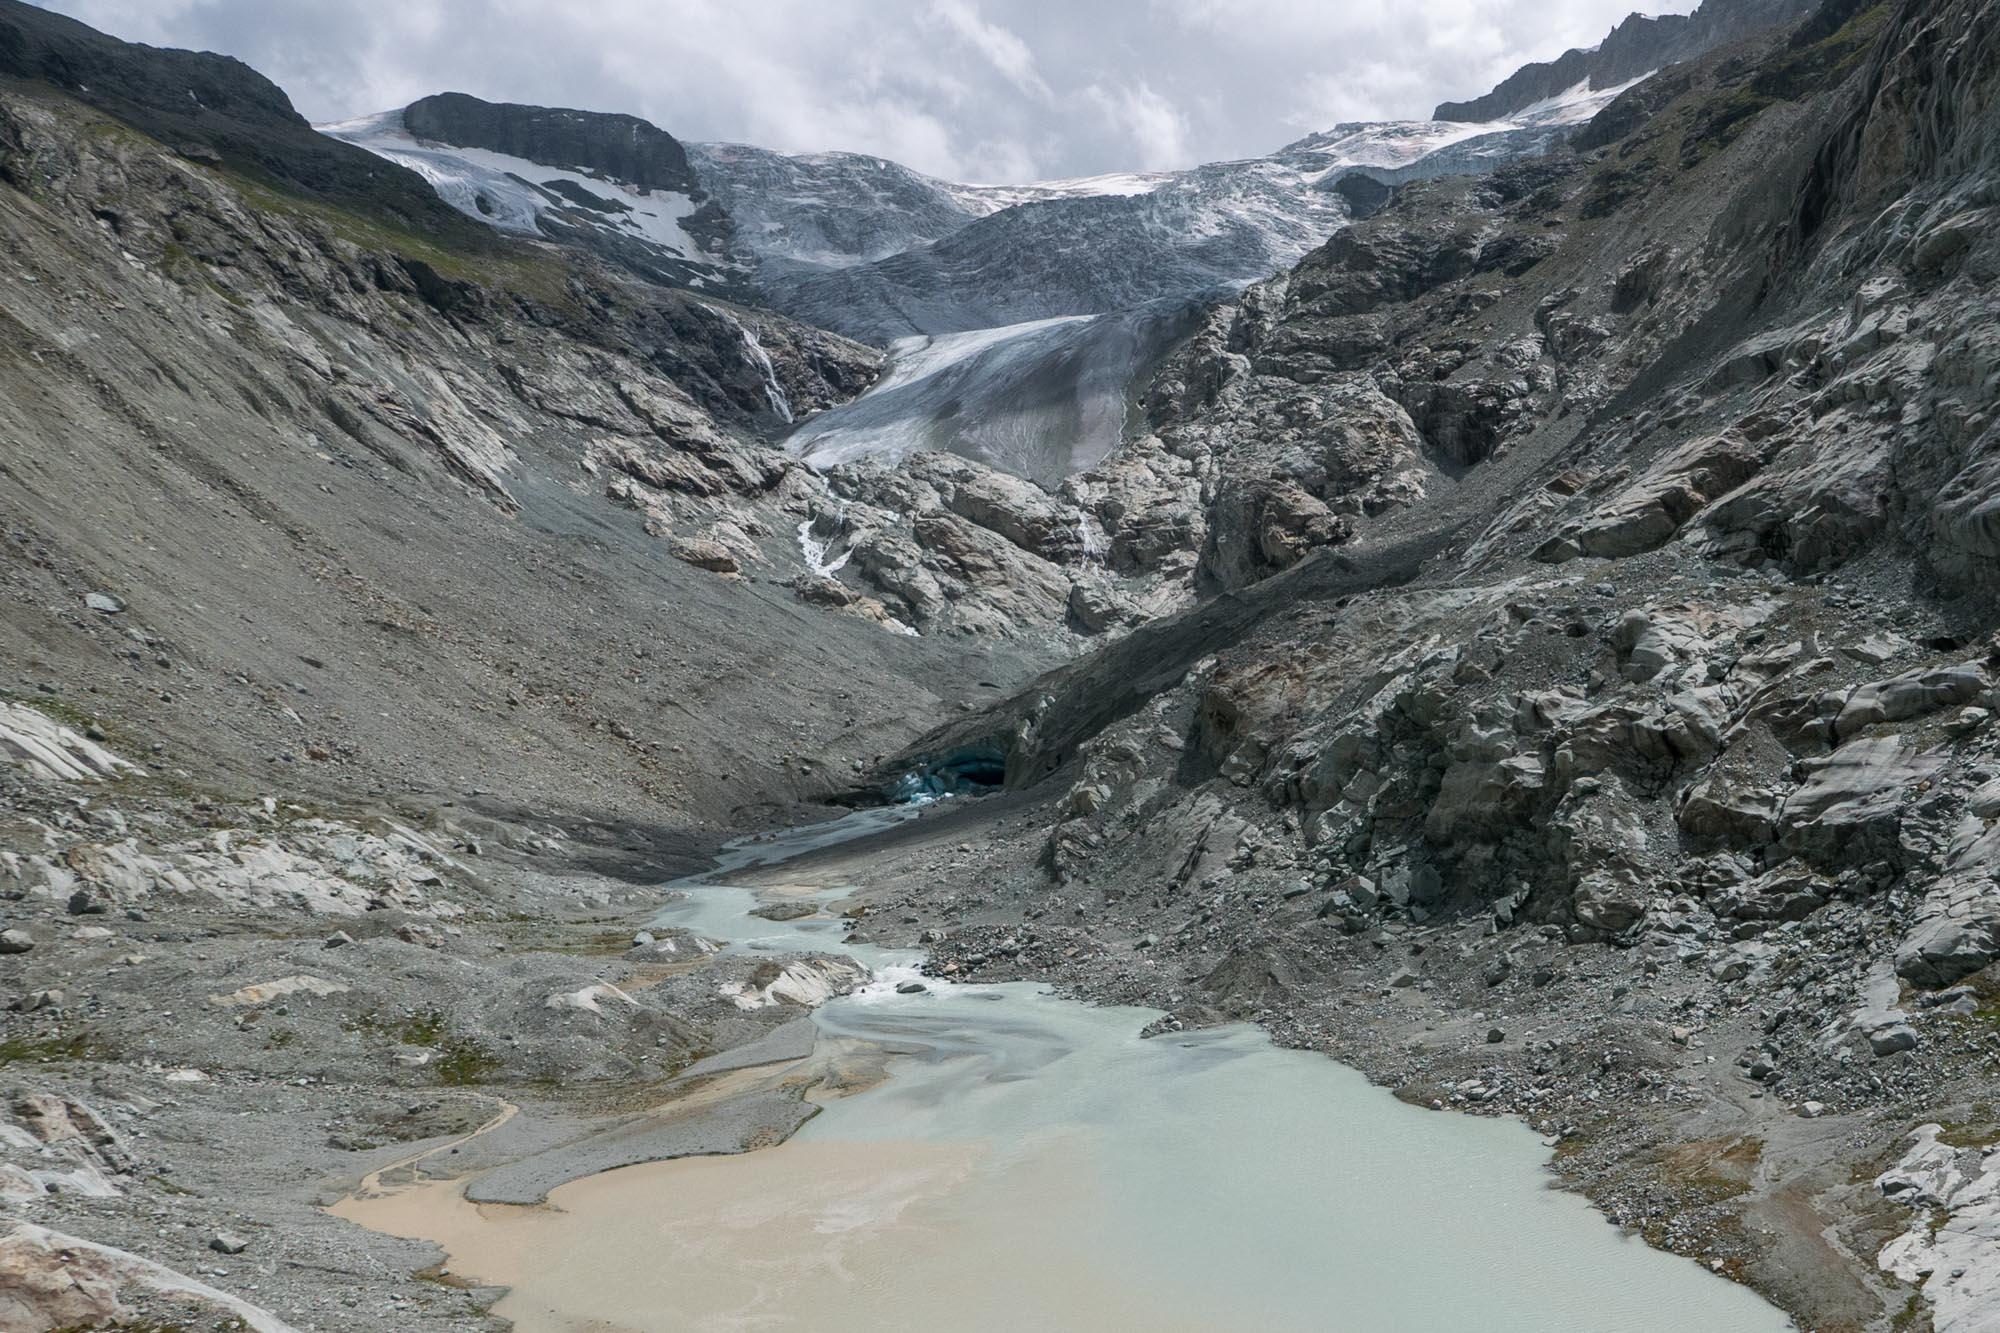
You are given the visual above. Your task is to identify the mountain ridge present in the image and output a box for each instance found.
[1435,0,1823,120]
[0,0,487,241]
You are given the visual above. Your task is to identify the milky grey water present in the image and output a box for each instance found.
[636,807,1797,1333]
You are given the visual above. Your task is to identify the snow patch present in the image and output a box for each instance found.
[320,110,724,275]
[796,516,853,577]
[1511,72,1656,127]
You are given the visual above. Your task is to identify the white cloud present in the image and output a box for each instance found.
[37,0,1703,182]
[927,0,1053,100]
[1081,80,1191,172]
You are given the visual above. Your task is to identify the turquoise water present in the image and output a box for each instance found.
[649,809,1796,1333]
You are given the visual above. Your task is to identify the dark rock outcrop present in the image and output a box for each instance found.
[404,91,704,198]
[1434,0,1822,121]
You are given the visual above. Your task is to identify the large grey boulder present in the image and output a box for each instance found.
[1779,736,1946,865]
[1562,431,1774,560]
[1556,797,1653,933]
[1678,775,1780,850]
[1899,818,2000,987]
[1827,663,1987,740]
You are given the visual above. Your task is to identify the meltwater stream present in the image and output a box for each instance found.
[618,806,1796,1333]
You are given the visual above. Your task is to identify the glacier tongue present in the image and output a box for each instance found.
[788,303,1202,487]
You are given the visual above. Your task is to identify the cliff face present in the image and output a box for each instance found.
[939,0,2000,980]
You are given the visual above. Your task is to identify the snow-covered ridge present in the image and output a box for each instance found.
[323,69,1645,321]
[322,73,1653,484]
[707,71,1651,343]
[1278,72,1652,161]
[320,110,736,288]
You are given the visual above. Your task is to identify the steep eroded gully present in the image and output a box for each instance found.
[336,802,1794,1333]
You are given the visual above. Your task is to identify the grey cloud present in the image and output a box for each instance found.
[37,0,1697,181]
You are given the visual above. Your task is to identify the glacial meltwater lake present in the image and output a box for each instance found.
[347,809,1798,1332]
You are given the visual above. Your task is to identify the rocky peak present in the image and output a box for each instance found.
[402,91,704,200]
[1434,0,1822,121]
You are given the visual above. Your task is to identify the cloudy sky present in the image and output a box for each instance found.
[41,0,1691,182]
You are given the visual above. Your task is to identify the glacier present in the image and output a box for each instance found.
[321,71,1654,486]
[780,73,1652,482]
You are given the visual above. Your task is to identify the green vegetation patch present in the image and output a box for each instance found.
[347,1007,502,1086]
[1891,1290,1935,1332]
[0,1031,105,1065]
[1932,1106,1999,1150]
[1679,1,1889,166]
[214,165,578,311]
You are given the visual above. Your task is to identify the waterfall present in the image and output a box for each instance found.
[739,326,794,424]
[1075,512,1106,566]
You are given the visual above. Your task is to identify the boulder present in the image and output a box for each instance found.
[1678,777,1779,849]
[0,1222,298,1332]
[1566,431,1773,560]
[668,537,741,574]
[1067,580,1145,635]
[1898,818,2000,987]
[1555,796,1651,932]
[1424,753,1546,842]
[1829,662,1986,739]
[1867,1023,1919,1057]
[1612,610,1704,684]
[1574,869,1649,933]
[1779,736,1945,866]
[792,574,858,606]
